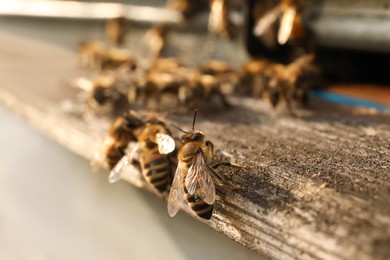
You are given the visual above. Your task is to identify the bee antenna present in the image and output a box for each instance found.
[170,123,187,134]
[192,109,198,131]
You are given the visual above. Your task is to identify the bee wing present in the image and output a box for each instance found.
[277,7,296,45]
[108,143,139,183]
[186,152,216,205]
[156,133,175,154]
[253,5,281,37]
[167,162,185,217]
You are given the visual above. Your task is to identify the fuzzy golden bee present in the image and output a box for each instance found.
[99,48,137,72]
[140,24,169,63]
[108,115,177,193]
[253,0,305,46]
[178,73,231,109]
[263,54,315,111]
[128,70,186,108]
[105,17,127,47]
[166,0,207,19]
[208,0,235,39]
[70,74,129,116]
[199,59,234,76]
[168,110,243,220]
[78,17,130,69]
[78,41,106,70]
[236,58,275,97]
[236,54,316,112]
[92,110,145,172]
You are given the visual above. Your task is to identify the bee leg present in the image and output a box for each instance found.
[212,162,248,190]
[211,162,248,170]
[252,75,266,98]
[285,86,296,116]
[209,165,240,190]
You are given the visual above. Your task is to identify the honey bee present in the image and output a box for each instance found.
[253,0,305,46]
[108,115,176,193]
[128,60,232,110]
[88,75,119,110]
[128,71,186,108]
[168,110,244,220]
[78,41,106,70]
[199,60,238,95]
[92,110,145,172]
[100,48,137,72]
[69,60,139,116]
[139,24,169,64]
[74,74,129,115]
[77,44,136,72]
[166,0,208,19]
[236,58,276,97]
[178,73,231,109]
[199,59,234,76]
[208,0,235,39]
[149,58,185,74]
[105,17,127,47]
[263,54,315,111]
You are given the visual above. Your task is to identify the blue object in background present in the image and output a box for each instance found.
[310,90,390,114]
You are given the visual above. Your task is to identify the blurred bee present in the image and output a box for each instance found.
[149,58,185,73]
[109,115,177,193]
[78,41,106,70]
[263,54,315,111]
[128,71,186,108]
[77,44,136,72]
[105,17,127,47]
[88,75,120,111]
[253,0,305,46]
[166,0,208,19]
[92,110,145,172]
[71,74,129,115]
[199,59,237,95]
[100,48,137,72]
[78,17,130,70]
[139,24,169,65]
[235,58,276,97]
[199,59,233,76]
[178,73,231,109]
[208,0,235,39]
[168,110,244,220]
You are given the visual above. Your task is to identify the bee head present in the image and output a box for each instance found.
[181,130,205,144]
[170,109,204,144]
[123,110,144,130]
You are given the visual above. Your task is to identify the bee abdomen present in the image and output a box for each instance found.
[185,191,214,220]
[141,152,170,192]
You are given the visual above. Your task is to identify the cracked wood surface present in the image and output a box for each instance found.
[1,30,390,260]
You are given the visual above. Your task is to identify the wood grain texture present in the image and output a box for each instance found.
[1,31,390,260]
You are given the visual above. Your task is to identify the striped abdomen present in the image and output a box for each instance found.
[182,161,214,220]
[140,147,171,192]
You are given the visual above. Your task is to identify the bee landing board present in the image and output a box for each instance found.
[1,28,390,260]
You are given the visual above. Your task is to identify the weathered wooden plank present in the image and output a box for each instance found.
[1,30,390,260]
